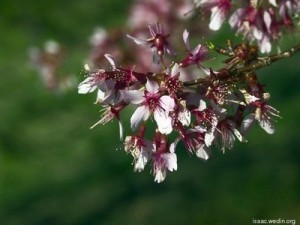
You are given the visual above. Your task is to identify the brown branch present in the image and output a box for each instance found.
[234,44,300,75]
[183,44,300,87]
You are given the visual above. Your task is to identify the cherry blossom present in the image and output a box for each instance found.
[124,126,152,172]
[180,29,210,68]
[127,23,175,63]
[151,133,177,183]
[122,79,175,133]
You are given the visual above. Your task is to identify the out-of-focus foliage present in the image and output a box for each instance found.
[0,0,299,225]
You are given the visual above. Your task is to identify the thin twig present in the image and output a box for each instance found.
[234,44,300,75]
[183,44,300,87]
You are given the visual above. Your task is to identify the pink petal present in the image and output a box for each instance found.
[263,11,272,31]
[209,6,225,31]
[160,96,175,112]
[229,9,243,28]
[229,14,238,28]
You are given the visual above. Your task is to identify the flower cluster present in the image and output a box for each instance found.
[77,22,293,183]
[194,0,300,52]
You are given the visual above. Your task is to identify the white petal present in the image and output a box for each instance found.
[211,115,219,128]
[154,109,173,134]
[154,170,166,183]
[205,130,215,147]
[104,54,116,69]
[263,11,272,31]
[145,79,159,94]
[229,9,244,28]
[191,44,201,55]
[194,125,206,133]
[178,109,191,126]
[160,96,175,112]
[126,34,148,45]
[240,114,255,134]
[96,81,120,104]
[134,157,146,172]
[259,120,275,134]
[96,89,105,102]
[134,148,149,172]
[209,6,225,31]
[233,128,247,142]
[162,152,177,171]
[78,77,97,94]
[245,94,260,104]
[169,138,180,153]
[260,36,271,53]
[122,90,144,104]
[269,0,277,7]
[196,145,210,160]
[183,29,190,49]
[201,67,211,76]
[253,26,263,40]
[171,63,179,77]
[101,90,121,105]
[198,99,207,111]
[118,120,124,141]
[195,0,211,7]
[130,106,150,131]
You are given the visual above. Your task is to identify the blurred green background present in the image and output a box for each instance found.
[1,1,300,224]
